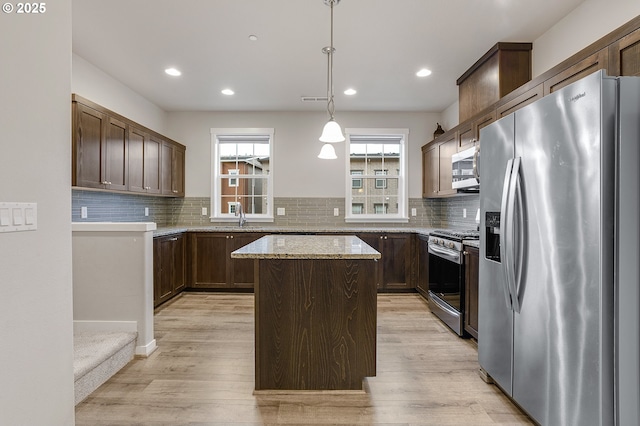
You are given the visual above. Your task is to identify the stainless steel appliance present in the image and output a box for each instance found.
[428,229,479,336]
[478,70,640,425]
[452,145,479,191]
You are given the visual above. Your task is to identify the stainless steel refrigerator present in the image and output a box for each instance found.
[478,70,640,425]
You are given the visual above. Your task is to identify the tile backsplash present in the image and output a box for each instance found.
[72,189,479,230]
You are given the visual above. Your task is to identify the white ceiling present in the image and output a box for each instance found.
[72,0,585,113]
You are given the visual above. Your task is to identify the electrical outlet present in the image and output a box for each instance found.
[463,208,467,218]
[277,207,285,216]
[144,207,149,216]
[411,208,417,217]
[201,207,208,216]
[81,206,88,219]
[333,208,339,216]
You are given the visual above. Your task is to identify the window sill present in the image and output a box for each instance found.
[345,216,409,224]
[210,216,274,223]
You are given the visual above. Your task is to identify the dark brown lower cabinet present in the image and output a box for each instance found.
[416,234,429,299]
[188,232,265,289]
[153,233,186,307]
[464,246,479,339]
[356,233,414,291]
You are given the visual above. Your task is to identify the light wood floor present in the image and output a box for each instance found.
[75,293,533,425]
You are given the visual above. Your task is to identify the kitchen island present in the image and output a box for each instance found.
[231,234,381,391]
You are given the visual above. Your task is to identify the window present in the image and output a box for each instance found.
[228,169,239,187]
[351,170,363,189]
[345,128,408,223]
[373,203,388,214]
[374,169,387,189]
[211,128,274,221]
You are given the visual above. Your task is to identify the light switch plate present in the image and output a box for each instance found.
[277,207,285,216]
[0,202,37,233]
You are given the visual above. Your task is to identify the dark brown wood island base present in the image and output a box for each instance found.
[231,235,381,391]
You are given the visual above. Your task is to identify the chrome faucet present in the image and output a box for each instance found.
[235,202,246,227]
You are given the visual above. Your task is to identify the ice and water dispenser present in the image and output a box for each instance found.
[485,212,501,262]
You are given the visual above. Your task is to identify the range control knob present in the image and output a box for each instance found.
[448,242,455,249]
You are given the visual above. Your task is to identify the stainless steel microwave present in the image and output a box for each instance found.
[451,146,479,191]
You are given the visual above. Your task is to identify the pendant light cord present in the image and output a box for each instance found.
[326,0,336,120]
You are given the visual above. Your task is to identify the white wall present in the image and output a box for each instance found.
[0,2,76,425]
[533,0,640,77]
[166,111,441,199]
[440,101,459,133]
[73,54,168,134]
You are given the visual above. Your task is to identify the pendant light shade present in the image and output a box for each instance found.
[318,143,338,160]
[319,119,345,143]
[317,0,343,158]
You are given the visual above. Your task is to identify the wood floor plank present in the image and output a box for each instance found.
[75,293,532,425]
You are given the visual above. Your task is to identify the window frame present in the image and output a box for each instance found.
[210,128,275,222]
[344,128,409,223]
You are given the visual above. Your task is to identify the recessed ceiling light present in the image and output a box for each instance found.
[344,88,357,96]
[221,89,235,96]
[248,34,258,41]
[165,68,182,77]
[416,68,432,77]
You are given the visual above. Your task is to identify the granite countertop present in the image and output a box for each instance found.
[154,225,437,238]
[230,235,381,260]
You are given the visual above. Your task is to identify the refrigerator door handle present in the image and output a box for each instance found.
[473,145,480,181]
[500,159,515,310]
[510,158,523,313]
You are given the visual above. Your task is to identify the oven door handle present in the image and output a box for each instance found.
[428,243,462,264]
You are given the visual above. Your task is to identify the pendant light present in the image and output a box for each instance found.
[318,0,344,158]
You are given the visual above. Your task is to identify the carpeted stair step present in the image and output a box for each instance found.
[73,331,137,405]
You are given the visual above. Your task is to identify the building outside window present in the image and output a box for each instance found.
[210,128,274,221]
[345,128,408,222]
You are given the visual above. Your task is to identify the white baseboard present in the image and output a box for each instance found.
[135,339,157,357]
[73,320,138,333]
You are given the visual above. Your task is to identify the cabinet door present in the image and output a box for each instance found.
[228,233,265,288]
[382,234,413,290]
[416,235,429,299]
[437,136,457,196]
[74,103,106,189]
[496,84,543,118]
[422,144,439,198]
[160,141,185,197]
[145,135,162,194]
[153,237,162,306]
[474,110,497,142]
[189,233,228,288]
[457,122,474,152]
[104,117,128,191]
[609,26,640,77]
[464,246,479,339]
[172,145,185,197]
[157,236,176,303]
[128,126,146,193]
[543,48,609,95]
[161,141,173,196]
[172,234,186,293]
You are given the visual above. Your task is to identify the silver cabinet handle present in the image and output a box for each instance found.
[168,237,178,241]
[172,190,178,193]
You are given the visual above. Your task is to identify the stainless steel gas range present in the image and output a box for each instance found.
[427,229,479,336]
